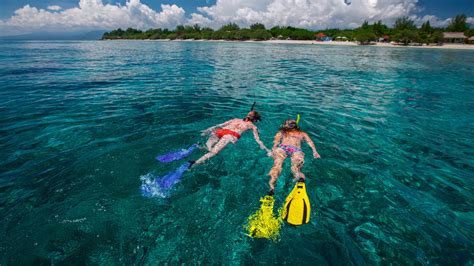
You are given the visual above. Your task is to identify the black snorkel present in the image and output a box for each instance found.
[244,101,261,122]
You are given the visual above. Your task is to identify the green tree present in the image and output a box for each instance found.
[234,29,251,40]
[175,25,185,36]
[354,31,376,44]
[394,29,420,45]
[220,30,234,40]
[373,20,388,36]
[447,14,468,32]
[430,31,444,44]
[184,25,195,33]
[420,21,433,34]
[167,33,177,40]
[250,23,266,30]
[361,20,369,30]
[125,28,142,35]
[211,31,222,40]
[220,23,240,31]
[418,21,434,44]
[251,29,272,40]
[201,28,214,39]
[465,29,474,37]
[394,16,417,31]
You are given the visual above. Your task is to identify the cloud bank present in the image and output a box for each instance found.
[0,0,185,35]
[0,0,471,35]
[190,0,419,29]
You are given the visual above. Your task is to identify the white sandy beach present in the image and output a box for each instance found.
[161,38,474,50]
[246,39,474,50]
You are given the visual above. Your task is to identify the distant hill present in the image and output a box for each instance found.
[0,30,107,40]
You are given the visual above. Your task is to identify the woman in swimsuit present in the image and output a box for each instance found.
[268,119,321,193]
[194,111,270,166]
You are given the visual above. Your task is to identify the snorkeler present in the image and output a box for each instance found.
[268,116,321,193]
[193,110,271,166]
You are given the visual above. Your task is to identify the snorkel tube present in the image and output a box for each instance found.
[244,101,261,122]
[296,114,301,125]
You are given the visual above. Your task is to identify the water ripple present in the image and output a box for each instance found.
[0,40,473,264]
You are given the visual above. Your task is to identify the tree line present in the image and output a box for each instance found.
[102,14,473,45]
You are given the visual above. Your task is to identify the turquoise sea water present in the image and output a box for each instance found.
[0,40,473,264]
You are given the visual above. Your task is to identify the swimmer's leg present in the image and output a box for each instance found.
[268,148,287,191]
[290,152,305,180]
[205,134,219,150]
[194,135,235,166]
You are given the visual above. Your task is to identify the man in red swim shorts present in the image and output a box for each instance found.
[194,110,270,166]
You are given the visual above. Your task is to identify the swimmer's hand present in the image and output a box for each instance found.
[266,150,273,157]
[201,129,212,136]
[261,146,271,155]
[313,152,321,159]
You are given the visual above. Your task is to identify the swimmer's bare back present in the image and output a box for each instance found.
[273,131,320,159]
[195,115,270,166]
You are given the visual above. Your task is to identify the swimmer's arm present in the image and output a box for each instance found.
[252,126,270,152]
[304,133,321,159]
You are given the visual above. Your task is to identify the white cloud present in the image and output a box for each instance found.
[188,13,214,27]
[413,14,474,28]
[47,5,62,11]
[0,0,472,36]
[191,0,421,29]
[0,0,186,35]
[413,15,450,28]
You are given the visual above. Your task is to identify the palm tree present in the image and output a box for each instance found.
[447,14,468,32]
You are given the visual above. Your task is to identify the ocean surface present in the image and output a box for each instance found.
[0,40,473,264]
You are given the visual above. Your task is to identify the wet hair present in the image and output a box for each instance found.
[244,111,262,122]
[279,119,301,133]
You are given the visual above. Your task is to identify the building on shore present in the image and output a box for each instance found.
[469,36,474,44]
[443,32,467,44]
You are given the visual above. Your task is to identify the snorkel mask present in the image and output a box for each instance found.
[245,102,262,122]
[280,114,301,130]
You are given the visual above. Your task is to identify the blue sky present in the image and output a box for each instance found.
[0,0,472,35]
[1,0,472,20]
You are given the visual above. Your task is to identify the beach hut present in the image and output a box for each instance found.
[277,35,284,40]
[469,36,474,44]
[443,32,467,44]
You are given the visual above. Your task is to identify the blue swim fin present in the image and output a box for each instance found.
[140,161,192,198]
[156,143,199,163]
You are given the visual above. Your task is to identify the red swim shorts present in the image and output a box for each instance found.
[215,128,241,139]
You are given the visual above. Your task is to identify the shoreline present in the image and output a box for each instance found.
[260,40,474,50]
[104,38,474,50]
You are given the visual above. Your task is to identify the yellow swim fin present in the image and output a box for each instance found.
[281,178,311,225]
[246,195,283,240]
